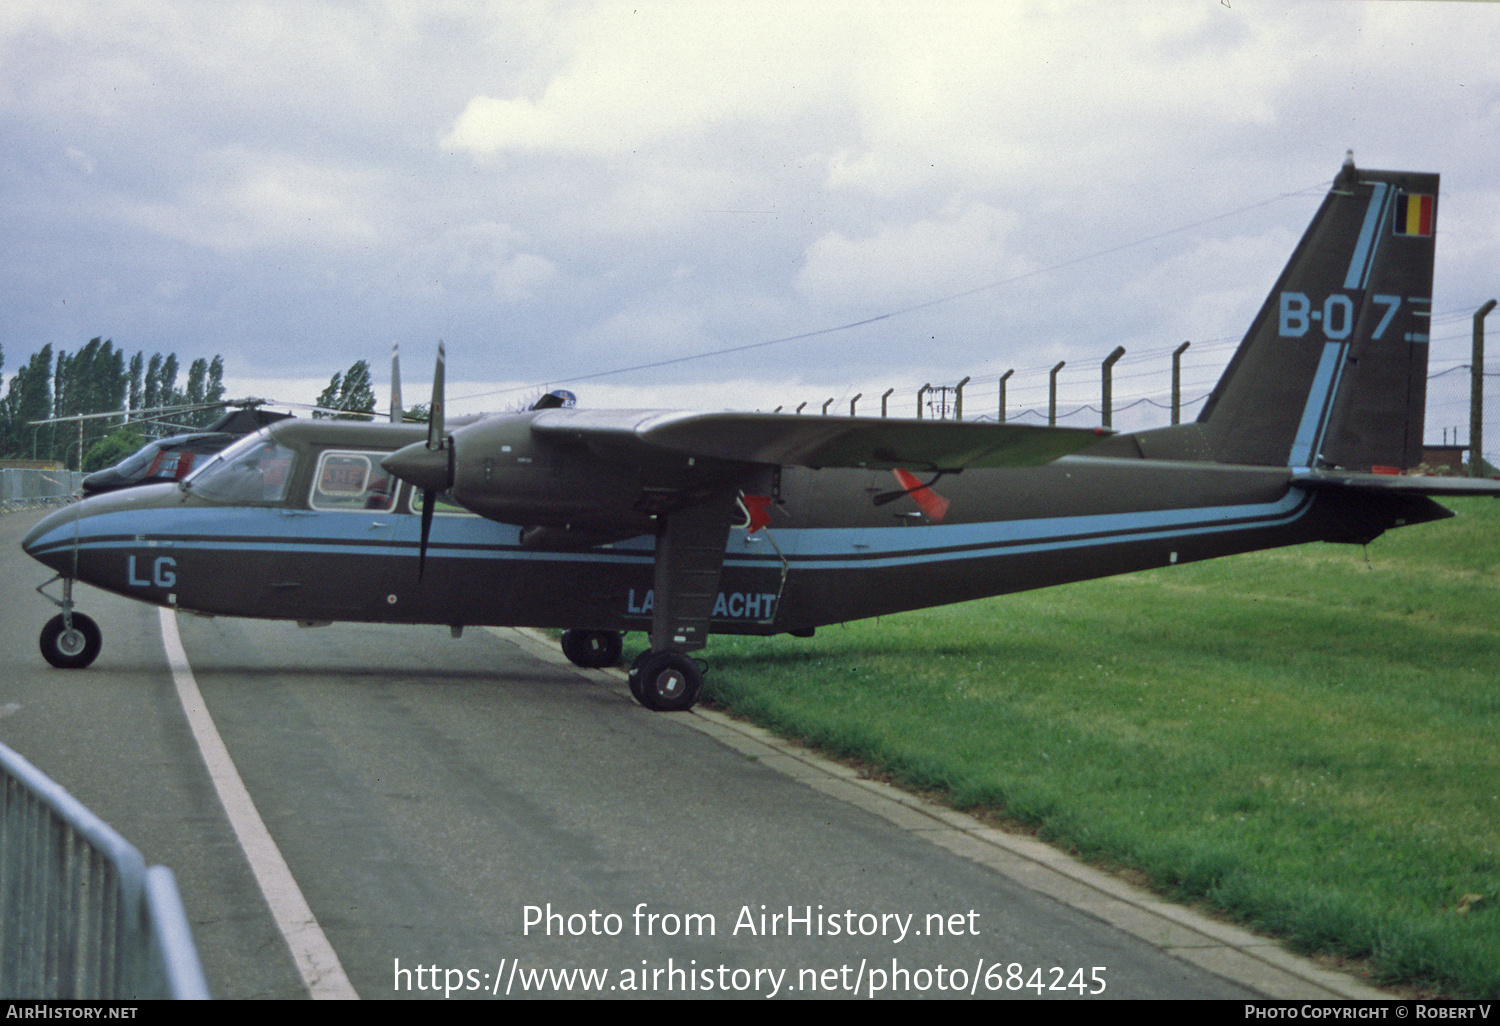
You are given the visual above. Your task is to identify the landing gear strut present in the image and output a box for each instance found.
[560,629,623,669]
[624,490,737,713]
[36,575,102,669]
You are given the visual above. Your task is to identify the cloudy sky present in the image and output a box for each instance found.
[3,1,1499,454]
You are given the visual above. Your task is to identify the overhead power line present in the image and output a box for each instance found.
[454,181,1330,403]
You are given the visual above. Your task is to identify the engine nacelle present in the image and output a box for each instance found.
[447,414,657,534]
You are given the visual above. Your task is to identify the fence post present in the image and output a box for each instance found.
[881,388,894,418]
[1172,341,1190,425]
[999,370,1013,422]
[1473,302,1496,476]
[1049,362,1065,426]
[1101,346,1125,429]
[916,384,930,420]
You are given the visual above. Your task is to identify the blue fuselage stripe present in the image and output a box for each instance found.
[29,489,1311,574]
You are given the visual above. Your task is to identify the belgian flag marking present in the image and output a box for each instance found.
[1394,192,1434,236]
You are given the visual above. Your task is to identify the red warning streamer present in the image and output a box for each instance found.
[891,468,950,523]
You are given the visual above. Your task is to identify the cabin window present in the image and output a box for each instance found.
[189,436,297,505]
[310,451,397,512]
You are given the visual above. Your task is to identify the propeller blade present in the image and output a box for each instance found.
[390,340,403,424]
[419,487,435,581]
[400,342,448,581]
[427,341,445,452]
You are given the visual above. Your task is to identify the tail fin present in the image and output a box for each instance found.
[1196,157,1438,470]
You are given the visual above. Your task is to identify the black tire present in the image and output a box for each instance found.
[560,629,623,669]
[40,613,102,669]
[627,650,650,703]
[628,650,703,712]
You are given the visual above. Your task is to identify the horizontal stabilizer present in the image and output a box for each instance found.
[1293,470,1500,498]
[533,409,1106,470]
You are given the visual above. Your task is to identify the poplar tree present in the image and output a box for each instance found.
[128,352,144,415]
[314,359,376,420]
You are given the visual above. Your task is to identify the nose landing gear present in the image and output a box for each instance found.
[36,575,102,669]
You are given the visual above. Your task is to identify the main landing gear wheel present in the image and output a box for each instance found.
[560,629,623,669]
[628,650,703,712]
[40,613,102,669]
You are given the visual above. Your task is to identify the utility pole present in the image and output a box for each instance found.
[928,386,952,420]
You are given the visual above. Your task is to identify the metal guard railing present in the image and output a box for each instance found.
[0,741,209,999]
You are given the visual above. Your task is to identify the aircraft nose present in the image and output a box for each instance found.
[21,504,78,570]
[381,441,453,495]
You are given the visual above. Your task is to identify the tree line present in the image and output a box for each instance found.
[0,338,226,469]
[0,338,388,471]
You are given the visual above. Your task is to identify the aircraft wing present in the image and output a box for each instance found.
[1292,470,1500,497]
[531,409,1106,470]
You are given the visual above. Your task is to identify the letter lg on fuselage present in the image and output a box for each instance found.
[127,554,176,589]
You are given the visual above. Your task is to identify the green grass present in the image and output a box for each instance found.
[698,497,1500,998]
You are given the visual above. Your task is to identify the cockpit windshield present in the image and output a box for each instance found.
[113,442,163,478]
[185,432,297,504]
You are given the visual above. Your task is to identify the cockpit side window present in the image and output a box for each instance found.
[405,488,476,517]
[310,450,397,512]
[189,436,297,505]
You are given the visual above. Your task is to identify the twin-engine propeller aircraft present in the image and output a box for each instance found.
[22,159,1500,710]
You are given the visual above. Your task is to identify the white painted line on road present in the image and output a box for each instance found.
[159,607,359,1000]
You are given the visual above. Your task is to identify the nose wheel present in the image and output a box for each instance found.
[36,574,103,669]
[40,612,102,669]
